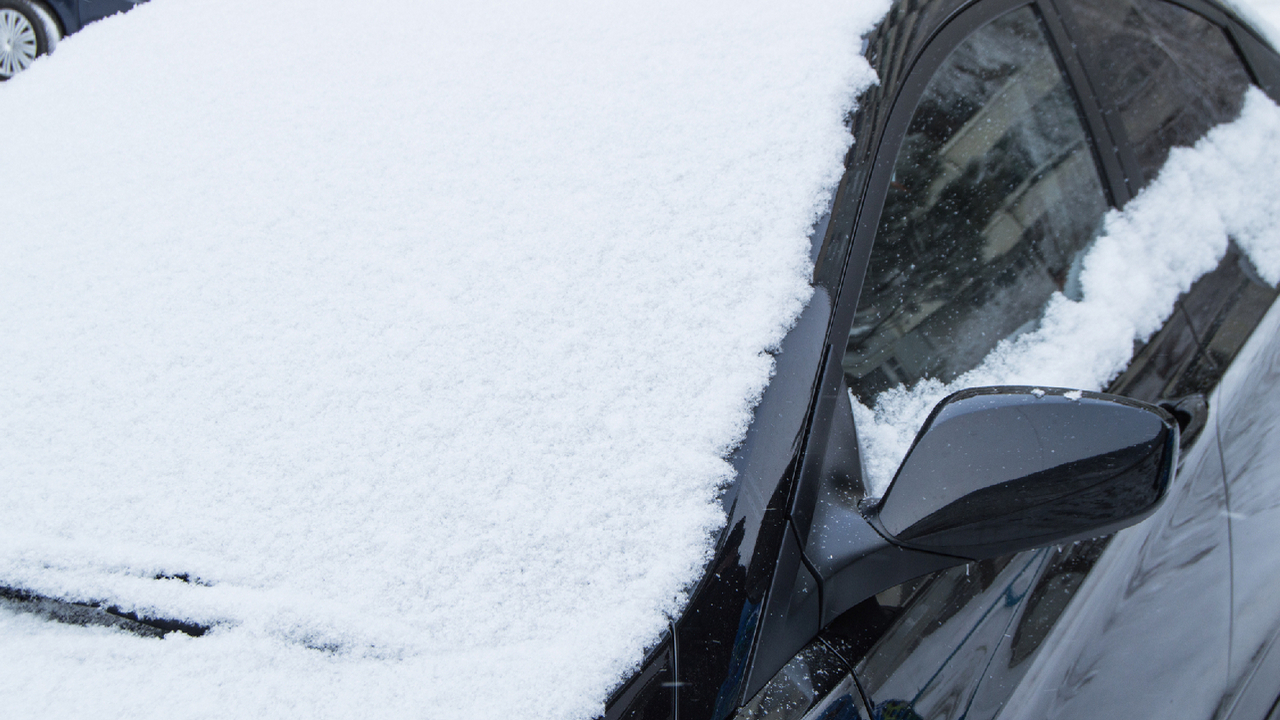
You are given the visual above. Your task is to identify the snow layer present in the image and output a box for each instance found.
[1226,0,1280,49]
[856,87,1280,497]
[0,0,890,717]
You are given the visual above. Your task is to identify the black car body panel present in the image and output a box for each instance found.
[605,0,1280,718]
[37,0,141,36]
[1217,287,1280,717]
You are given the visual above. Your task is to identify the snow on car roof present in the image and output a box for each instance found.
[0,0,889,717]
[1225,0,1280,48]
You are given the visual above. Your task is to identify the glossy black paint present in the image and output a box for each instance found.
[825,367,1233,719]
[674,290,833,720]
[603,1,1280,718]
[876,388,1177,558]
[1213,285,1280,717]
[607,291,834,720]
[735,638,872,720]
[606,637,677,720]
[792,379,957,634]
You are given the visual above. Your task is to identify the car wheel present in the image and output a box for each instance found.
[0,0,59,81]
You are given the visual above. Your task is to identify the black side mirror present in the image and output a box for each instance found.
[871,387,1178,560]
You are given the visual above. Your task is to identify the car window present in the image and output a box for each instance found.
[842,5,1108,401]
[812,2,1271,719]
[1065,0,1253,184]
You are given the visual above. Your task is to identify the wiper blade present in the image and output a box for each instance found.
[0,585,209,638]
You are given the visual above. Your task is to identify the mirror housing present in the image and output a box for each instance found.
[871,386,1178,560]
[747,385,1178,696]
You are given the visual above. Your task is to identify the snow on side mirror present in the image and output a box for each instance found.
[871,386,1178,560]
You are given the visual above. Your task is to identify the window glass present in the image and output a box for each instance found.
[843,7,1108,401]
[1069,0,1252,182]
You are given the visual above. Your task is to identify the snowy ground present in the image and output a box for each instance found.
[1,1,1279,718]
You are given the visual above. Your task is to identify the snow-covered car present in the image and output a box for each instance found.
[2,0,1280,719]
[0,0,142,79]
[604,0,1280,718]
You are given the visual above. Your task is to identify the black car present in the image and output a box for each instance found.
[605,0,1280,718]
[0,0,142,79]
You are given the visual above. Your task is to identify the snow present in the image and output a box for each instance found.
[1226,0,1280,48]
[0,0,891,718]
[6,0,1280,715]
[854,87,1280,497]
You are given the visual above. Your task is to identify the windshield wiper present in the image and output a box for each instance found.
[0,585,209,638]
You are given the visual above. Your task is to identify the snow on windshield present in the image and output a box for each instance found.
[0,0,890,717]
[855,87,1280,498]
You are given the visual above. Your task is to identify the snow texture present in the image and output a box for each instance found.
[0,0,890,717]
[1225,0,1280,49]
[855,87,1280,498]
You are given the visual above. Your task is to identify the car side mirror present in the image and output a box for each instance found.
[870,387,1178,560]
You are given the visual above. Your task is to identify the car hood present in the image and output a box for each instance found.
[0,0,891,717]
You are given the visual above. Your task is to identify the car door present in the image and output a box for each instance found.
[1054,0,1280,714]
[1214,281,1280,719]
[77,0,139,26]
[811,0,1250,717]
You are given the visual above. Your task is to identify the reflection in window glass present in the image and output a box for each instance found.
[1069,0,1252,183]
[844,7,1108,401]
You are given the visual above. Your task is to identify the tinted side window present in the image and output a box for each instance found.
[843,7,1108,400]
[1068,0,1252,183]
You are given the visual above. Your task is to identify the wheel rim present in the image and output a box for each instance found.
[0,8,39,78]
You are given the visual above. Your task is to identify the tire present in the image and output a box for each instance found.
[0,0,59,80]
